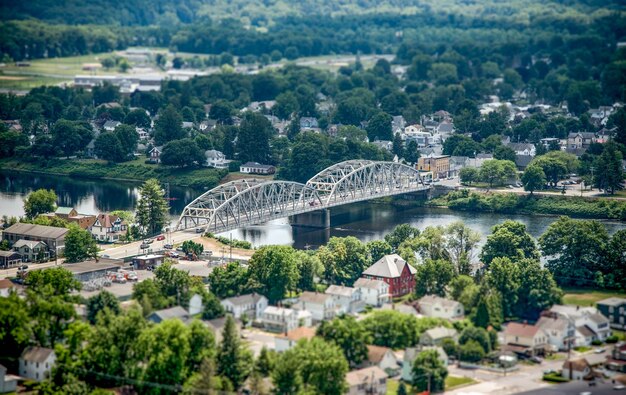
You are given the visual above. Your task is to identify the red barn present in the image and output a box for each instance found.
[361,254,416,297]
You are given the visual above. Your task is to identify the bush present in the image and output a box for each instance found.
[542,373,569,382]
[459,340,485,363]
[606,335,619,344]
[591,339,602,346]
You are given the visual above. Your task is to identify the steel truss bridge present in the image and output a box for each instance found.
[175,160,429,234]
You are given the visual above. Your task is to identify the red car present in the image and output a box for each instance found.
[156,235,165,241]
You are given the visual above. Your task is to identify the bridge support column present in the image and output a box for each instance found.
[289,208,331,229]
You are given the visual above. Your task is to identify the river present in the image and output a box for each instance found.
[1,171,625,249]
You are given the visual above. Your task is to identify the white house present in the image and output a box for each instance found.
[536,316,576,351]
[562,358,592,380]
[354,278,390,307]
[12,240,49,262]
[325,285,364,314]
[221,293,268,321]
[89,213,127,243]
[293,291,336,322]
[188,293,203,316]
[364,345,398,372]
[548,305,611,344]
[346,366,387,395]
[0,364,17,394]
[503,322,548,356]
[274,327,316,353]
[507,142,536,156]
[417,295,464,320]
[103,120,121,132]
[19,347,56,382]
[261,306,312,333]
[204,149,231,169]
[419,326,459,346]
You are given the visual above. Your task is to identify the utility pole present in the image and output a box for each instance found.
[229,233,233,262]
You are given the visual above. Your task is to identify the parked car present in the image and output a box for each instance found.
[594,348,606,354]
[530,356,543,364]
[156,235,165,241]
[195,228,204,233]
[140,243,150,249]
[17,265,29,271]
[164,244,173,249]
[101,254,110,258]
[144,238,154,244]
[176,247,184,252]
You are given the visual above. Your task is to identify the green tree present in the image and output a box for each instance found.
[64,224,98,263]
[136,178,169,236]
[272,345,303,394]
[247,245,299,304]
[397,381,408,395]
[114,124,139,157]
[317,236,370,285]
[404,140,420,164]
[494,145,516,162]
[459,326,491,353]
[317,315,371,366]
[86,290,120,324]
[23,188,57,219]
[182,240,204,256]
[414,259,455,298]
[594,141,624,194]
[393,133,404,157]
[366,240,393,262]
[384,224,420,250]
[479,159,516,187]
[294,251,322,292]
[444,221,480,275]
[480,220,539,266]
[217,316,253,389]
[161,138,204,167]
[94,132,125,162]
[483,257,520,319]
[366,112,393,141]
[459,167,479,185]
[207,262,249,299]
[255,347,277,377]
[153,262,193,307]
[237,112,273,164]
[459,340,485,362]
[154,105,185,145]
[124,108,151,129]
[202,291,225,320]
[52,119,93,157]
[449,275,475,301]
[210,100,234,124]
[412,349,448,392]
[539,217,608,286]
[521,165,546,194]
[516,259,562,319]
[0,292,32,365]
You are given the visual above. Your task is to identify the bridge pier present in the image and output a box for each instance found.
[289,208,331,229]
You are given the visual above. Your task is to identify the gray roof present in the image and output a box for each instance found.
[422,326,458,340]
[298,291,332,304]
[589,313,609,325]
[515,155,534,168]
[354,277,387,290]
[240,162,274,170]
[537,316,570,332]
[576,325,596,337]
[61,258,124,275]
[13,239,47,249]
[21,346,54,363]
[437,122,454,133]
[103,120,121,128]
[363,254,416,278]
[508,142,535,151]
[148,306,189,322]
[418,295,461,309]
[222,293,266,306]
[0,250,21,258]
[325,285,357,297]
[4,223,68,240]
[597,297,626,307]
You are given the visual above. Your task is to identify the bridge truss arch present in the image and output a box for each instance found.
[175,180,323,232]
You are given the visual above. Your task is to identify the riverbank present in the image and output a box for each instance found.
[0,158,227,189]
[426,189,626,221]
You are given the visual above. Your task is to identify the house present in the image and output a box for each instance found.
[0,250,22,269]
[536,316,576,351]
[300,117,319,130]
[199,120,217,132]
[515,154,534,170]
[240,162,276,175]
[220,293,268,321]
[507,142,536,157]
[547,305,611,344]
[353,278,391,307]
[597,297,626,330]
[293,291,336,322]
[417,295,464,320]
[607,343,626,373]
[260,306,312,333]
[0,279,19,297]
[189,293,203,316]
[567,132,595,151]
[103,120,121,132]
[502,322,548,356]
[13,240,50,262]
[2,223,68,256]
[43,207,96,229]
[436,121,454,134]
[345,366,387,395]
[364,345,398,372]
[19,347,56,381]
[61,258,123,282]
[132,254,164,270]
[149,146,163,163]
[204,150,231,169]
[147,306,190,324]
[417,155,451,179]
[0,364,17,394]
[449,156,470,173]
[468,153,494,168]
[562,358,592,380]
[540,137,561,149]
[372,140,393,152]
[54,206,78,219]
[182,121,194,129]
[274,327,316,352]
[136,127,150,140]
[419,326,459,346]
[401,347,448,382]
[361,254,416,298]
[325,285,364,314]
[89,213,127,243]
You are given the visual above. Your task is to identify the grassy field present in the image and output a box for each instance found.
[386,376,476,394]
[562,288,626,307]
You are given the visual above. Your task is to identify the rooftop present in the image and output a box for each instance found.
[504,322,542,338]
[4,223,69,239]
[345,366,387,387]
[299,291,332,304]
[418,295,460,309]
[362,254,416,279]
[597,297,626,307]
[562,358,590,372]
[325,285,357,297]
[21,346,54,363]
[222,293,266,306]
[367,345,392,363]
[353,277,387,290]
[149,306,189,321]
[60,258,124,275]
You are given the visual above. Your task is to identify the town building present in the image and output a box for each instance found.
[147,306,190,324]
[419,326,459,346]
[204,150,231,169]
[260,306,312,333]
[562,358,592,381]
[417,295,464,320]
[353,278,391,307]
[607,343,626,373]
[60,258,124,282]
[293,292,336,322]
[536,316,576,351]
[502,322,548,357]
[13,240,49,262]
[363,345,398,372]
[597,297,626,330]
[274,327,316,352]
[2,223,68,257]
[0,364,17,394]
[189,293,203,316]
[507,142,536,156]
[547,305,611,344]
[220,293,269,321]
[325,285,364,314]
[566,132,596,154]
[103,120,121,132]
[417,155,450,179]
[361,254,416,298]
[149,146,163,163]
[89,213,128,243]
[0,250,22,268]
[345,366,387,395]
[19,347,56,381]
[240,162,276,175]
[132,254,164,270]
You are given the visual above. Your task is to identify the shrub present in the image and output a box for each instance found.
[542,373,569,382]
[459,340,485,362]
[591,339,602,346]
[606,335,619,344]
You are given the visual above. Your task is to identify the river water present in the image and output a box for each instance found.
[1,171,624,249]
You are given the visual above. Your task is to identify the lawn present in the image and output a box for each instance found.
[562,288,626,307]
[446,375,477,390]
[573,346,592,353]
